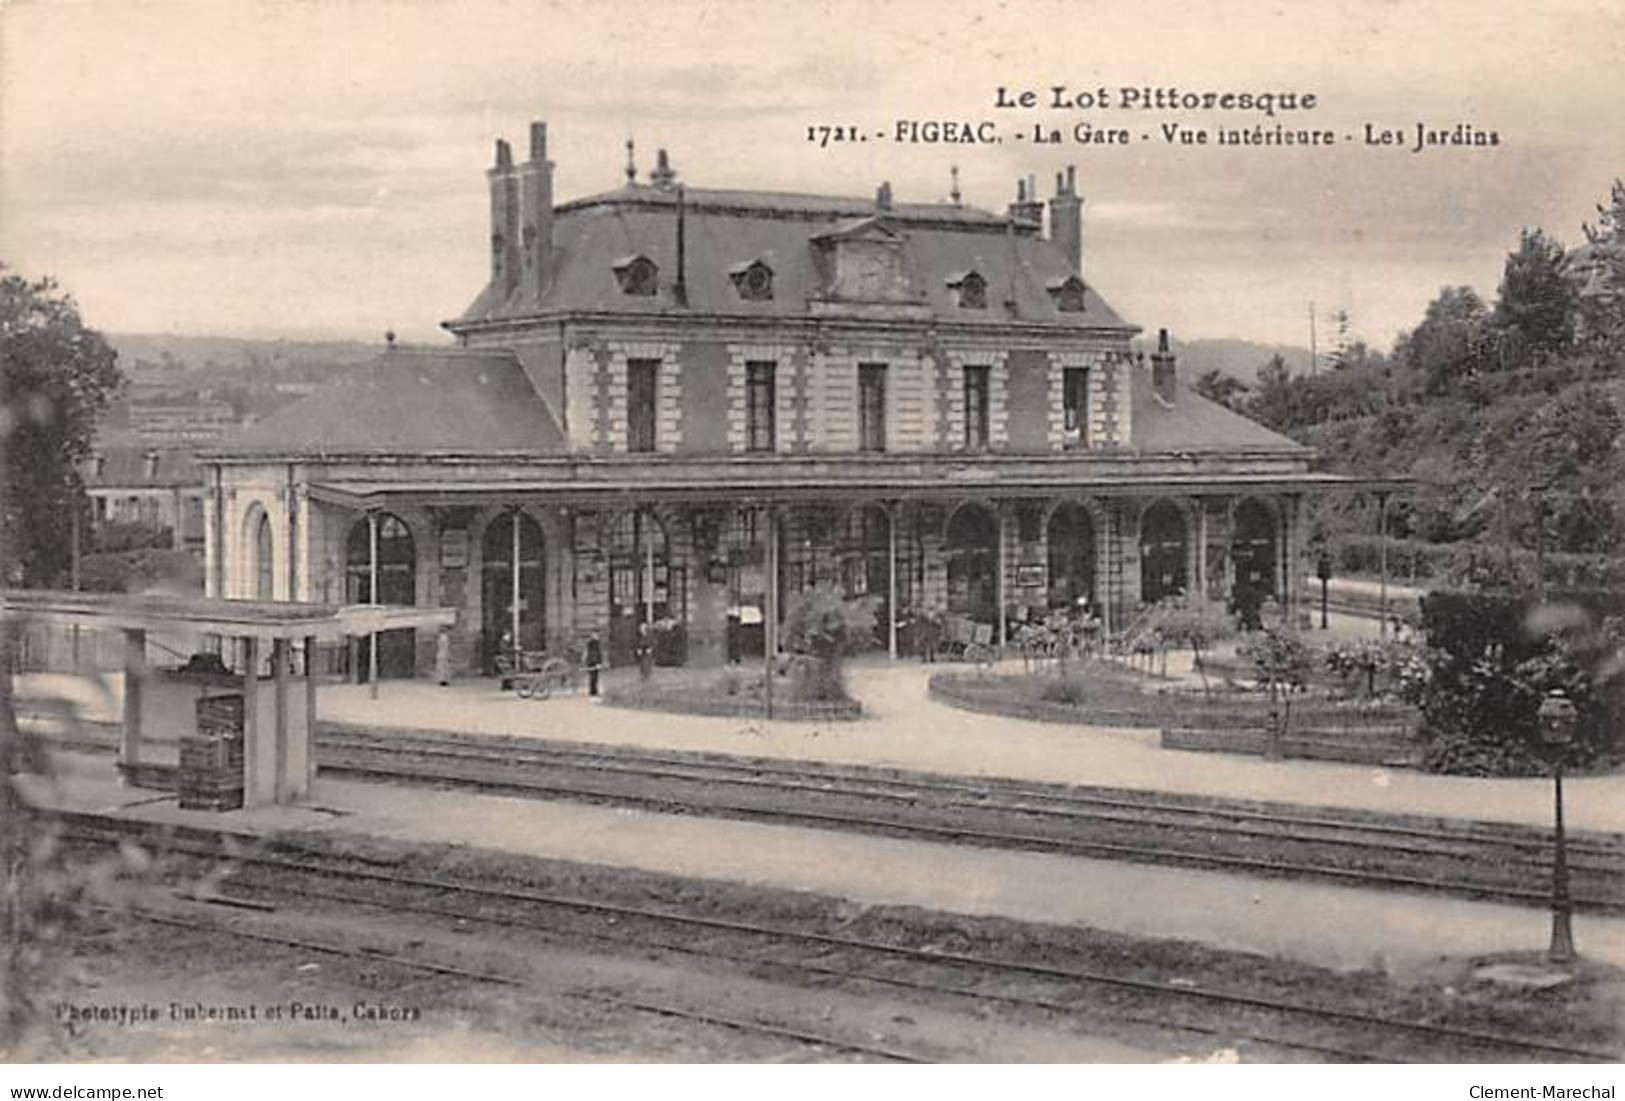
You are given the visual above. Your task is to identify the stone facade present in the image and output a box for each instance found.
[202,119,1323,679]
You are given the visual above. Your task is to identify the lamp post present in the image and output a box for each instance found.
[1316,551,1332,630]
[1538,688,1578,965]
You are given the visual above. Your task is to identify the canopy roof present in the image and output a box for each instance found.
[305,470,1409,510]
[1,591,455,640]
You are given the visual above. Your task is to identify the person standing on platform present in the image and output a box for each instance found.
[634,621,655,682]
[583,632,604,697]
[434,628,451,687]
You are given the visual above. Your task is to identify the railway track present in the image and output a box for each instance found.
[316,724,1625,913]
[88,899,929,1062]
[56,813,1623,1063]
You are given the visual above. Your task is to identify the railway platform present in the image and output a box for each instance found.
[25,751,1625,980]
[17,648,1625,834]
[314,663,1625,835]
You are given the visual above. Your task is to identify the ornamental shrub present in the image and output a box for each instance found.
[1414,590,1623,775]
[781,585,878,703]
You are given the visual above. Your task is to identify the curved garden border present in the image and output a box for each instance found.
[929,670,1422,765]
[603,685,862,723]
[927,672,1160,728]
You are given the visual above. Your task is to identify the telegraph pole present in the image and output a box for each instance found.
[1308,301,1318,376]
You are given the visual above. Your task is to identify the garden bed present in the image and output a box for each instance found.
[928,669,1163,728]
[603,671,863,723]
[930,665,1420,741]
[1162,726,1423,767]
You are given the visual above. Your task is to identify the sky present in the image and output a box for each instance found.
[3,0,1623,351]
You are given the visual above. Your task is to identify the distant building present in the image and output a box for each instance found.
[201,120,1346,679]
[85,442,207,552]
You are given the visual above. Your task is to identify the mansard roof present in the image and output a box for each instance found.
[451,184,1132,331]
[210,346,565,459]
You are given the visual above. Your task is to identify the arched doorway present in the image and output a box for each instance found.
[609,510,685,666]
[1231,498,1278,628]
[253,511,274,600]
[838,505,892,649]
[482,510,545,671]
[723,508,768,661]
[346,513,417,679]
[1140,500,1188,606]
[946,503,998,625]
[1046,502,1096,614]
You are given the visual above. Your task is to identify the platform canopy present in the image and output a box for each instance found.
[305,471,1414,510]
[0,590,455,641]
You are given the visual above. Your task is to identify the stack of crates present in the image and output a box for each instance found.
[179,694,245,811]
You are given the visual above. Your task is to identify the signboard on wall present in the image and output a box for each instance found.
[439,528,469,569]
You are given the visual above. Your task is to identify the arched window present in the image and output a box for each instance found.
[1047,503,1096,612]
[254,512,274,601]
[836,505,893,650]
[608,510,684,666]
[1140,500,1188,605]
[945,503,998,624]
[1230,498,1278,627]
[346,514,416,604]
[482,511,546,654]
[345,513,418,679]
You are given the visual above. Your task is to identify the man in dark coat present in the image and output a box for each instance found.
[583,632,604,697]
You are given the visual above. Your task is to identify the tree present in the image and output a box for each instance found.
[1238,625,1315,757]
[1577,179,1625,354]
[1491,228,1576,363]
[1583,178,1625,245]
[1248,353,1294,429]
[1192,368,1249,411]
[780,585,878,702]
[1148,596,1236,699]
[1393,286,1487,396]
[1326,308,1354,371]
[1,268,122,587]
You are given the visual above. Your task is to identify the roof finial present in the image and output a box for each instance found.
[950,165,961,206]
[625,137,637,185]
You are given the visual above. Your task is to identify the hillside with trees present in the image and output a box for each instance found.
[1196,181,1625,590]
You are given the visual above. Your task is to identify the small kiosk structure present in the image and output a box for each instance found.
[3,591,455,808]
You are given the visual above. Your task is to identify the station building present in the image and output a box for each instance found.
[201,120,1330,678]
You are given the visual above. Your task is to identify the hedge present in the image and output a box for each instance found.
[1332,536,1624,589]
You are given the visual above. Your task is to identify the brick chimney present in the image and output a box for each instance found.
[517,121,554,302]
[487,138,520,298]
[1151,328,1177,404]
[1048,165,1083,274]
[650,147,677,190]
[1007,175,1043,229]
[876,181,893,211]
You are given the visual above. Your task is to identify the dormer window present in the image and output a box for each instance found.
[612,254,659,296]
[947,270,987,310]
[730,259,775,302]
[1047,274,1087,313]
